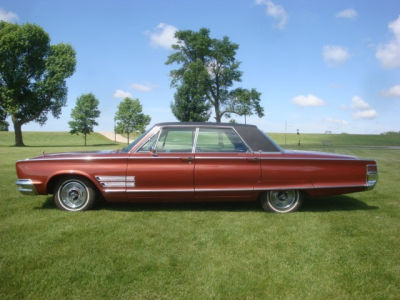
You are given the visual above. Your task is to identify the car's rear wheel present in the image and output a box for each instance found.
[260,190,302,213]
[54,177,96,211]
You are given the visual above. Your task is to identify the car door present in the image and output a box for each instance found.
[126,126,195,201]
[194,127,260,201]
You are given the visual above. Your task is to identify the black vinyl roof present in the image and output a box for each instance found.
[155,122,281,152]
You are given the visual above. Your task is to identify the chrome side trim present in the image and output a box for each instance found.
[119,189,194,193]
[195,187,254,192]
[18,156,127,162]
[16,179,38,195]
[103,184,369,193]
[260,157,356,161]
[128,156,189,160]
[95,175,135,188]
[195,156,251,160]
[254,184,368,191]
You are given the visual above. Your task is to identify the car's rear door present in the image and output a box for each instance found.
[126,126,195,201]
[194,127,260,201]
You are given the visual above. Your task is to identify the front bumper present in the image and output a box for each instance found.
[16,179,38,195]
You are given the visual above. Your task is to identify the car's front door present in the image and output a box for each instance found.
[194,127,260,201]
[126,127,195,201]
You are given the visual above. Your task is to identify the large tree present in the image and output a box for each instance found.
[115,97,151,144]
[0,22,76,146]
[68,93,100,146]
[166,28,264,123]
[171,60,211,122]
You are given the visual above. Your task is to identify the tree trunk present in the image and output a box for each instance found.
[12,116,24,146]
[127,132,130,144]
[84,133,87,146]
[214,102,221,123]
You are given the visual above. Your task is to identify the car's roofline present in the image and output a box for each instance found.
[154,122,257,128]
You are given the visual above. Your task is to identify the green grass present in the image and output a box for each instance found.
[1,131,400,299]
[268,132,400,147]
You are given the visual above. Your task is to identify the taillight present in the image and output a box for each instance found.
[366,164,378,190]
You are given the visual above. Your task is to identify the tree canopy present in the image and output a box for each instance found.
[68,93,100,146]
[166,28,264,123]
[170,60,211,122]
[115,97,151,144]
[0,21,76,146]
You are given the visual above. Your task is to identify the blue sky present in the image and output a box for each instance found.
[1,0,400,133]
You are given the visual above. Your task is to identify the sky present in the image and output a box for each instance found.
[1,0,400,134]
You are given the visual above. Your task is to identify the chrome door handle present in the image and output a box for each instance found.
[246,157,259,162]
[180,157,194,162]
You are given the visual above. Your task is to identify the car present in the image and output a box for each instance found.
[15,122,378,213]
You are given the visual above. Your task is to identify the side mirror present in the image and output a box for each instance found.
[150,145,158,156]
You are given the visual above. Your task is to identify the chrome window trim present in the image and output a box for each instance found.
[135,130,161,153]
[194,126,252,154]
[152,126,196,154]
[133,126,161,153]
[231,126,253,152]
[192,128,199,153]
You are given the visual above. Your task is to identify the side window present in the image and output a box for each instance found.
[195,128,248,153]
[156,127,195,153]
[138,132,159,152]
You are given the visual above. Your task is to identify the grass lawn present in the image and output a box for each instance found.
[1,131,400,299]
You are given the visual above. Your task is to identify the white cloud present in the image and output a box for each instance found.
[381,84,400,98]
[113,89,132,99]
[323,45,350,65]
[350,96,376,120]
[353,109,377,120]
[292,94,326,107]
[376,15,400,69]
[131,82,159,92]
[335,9,358,19]
[0,7,18,22]
[351,96,370,110]
[325,118,349,126]
[147,23,178,49]
[255,0,288,29]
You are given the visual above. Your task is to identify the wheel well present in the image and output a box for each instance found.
[46,174,98,194]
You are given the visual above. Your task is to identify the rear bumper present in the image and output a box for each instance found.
[16,179,38,195]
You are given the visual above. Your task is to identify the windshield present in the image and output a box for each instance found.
[121,128,152,153]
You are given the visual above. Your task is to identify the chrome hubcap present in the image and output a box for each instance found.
[59,181,88,209]
[269,190,298,210]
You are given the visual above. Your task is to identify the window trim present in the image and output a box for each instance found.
[194,127,251,154]
[154,126,196,154]
[133,125,254,154]
[136,130,161,153]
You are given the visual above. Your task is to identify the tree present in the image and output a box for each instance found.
[166,28,264,123]
[68,93,100,146]
[0,106,9,131]
[0,22,76,146]
[171,60,211,121]
[115,98,151,144]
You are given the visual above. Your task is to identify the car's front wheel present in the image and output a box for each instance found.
[260,190,302,213]
[54,177,96,211]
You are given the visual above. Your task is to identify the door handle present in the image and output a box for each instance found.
[246,157,259,162]
[180,157,194,162]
